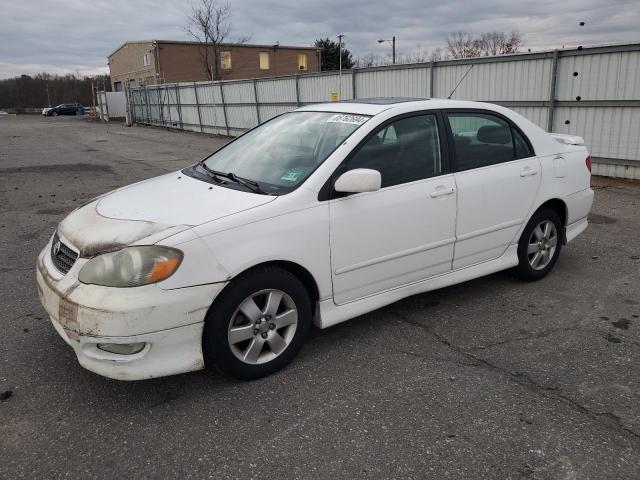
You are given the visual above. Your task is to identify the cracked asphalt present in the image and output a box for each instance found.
[1,115,639,479]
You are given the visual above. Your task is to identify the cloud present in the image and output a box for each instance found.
[1,0,639,78]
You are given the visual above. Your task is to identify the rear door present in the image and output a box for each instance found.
[445,110,540,269]
[329,112,457,304]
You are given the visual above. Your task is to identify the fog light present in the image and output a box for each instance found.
[97,342,146,355]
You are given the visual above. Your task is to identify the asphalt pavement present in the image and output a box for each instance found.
[1,115,639,479]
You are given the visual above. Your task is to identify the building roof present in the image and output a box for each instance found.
[108,40,318,58]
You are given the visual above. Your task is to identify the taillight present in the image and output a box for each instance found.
[585,155,592,173]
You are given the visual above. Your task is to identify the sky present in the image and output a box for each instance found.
[1,0,639,79]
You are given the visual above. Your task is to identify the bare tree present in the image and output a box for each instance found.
[428,47,448,62]
[446,32,481,59]
[186,0,232,80]
[477,31,522,55]
[354,53,386,68]
[446,30,522,59]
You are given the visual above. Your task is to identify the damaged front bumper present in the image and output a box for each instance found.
[36,244,226,381]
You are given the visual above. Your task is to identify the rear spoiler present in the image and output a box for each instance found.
[550,133,585,146]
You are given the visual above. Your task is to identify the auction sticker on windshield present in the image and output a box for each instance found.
[326,114,369,125]
[280,168,306,182]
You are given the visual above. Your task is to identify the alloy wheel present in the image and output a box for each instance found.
[227,289,298,365]
[527,220,558,270]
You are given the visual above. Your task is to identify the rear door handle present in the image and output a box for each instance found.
[430,187,456,198]
[520,166,538,177]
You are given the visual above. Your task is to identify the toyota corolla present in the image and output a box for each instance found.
[36,98,593,380]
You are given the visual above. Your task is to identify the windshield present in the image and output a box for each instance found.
[201,111,370,194]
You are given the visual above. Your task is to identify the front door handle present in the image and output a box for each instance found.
[430,187,456,198]
[520,166,539,177]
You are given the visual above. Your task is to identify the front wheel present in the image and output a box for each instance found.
[203,267,312,380]
[514,208,562,281]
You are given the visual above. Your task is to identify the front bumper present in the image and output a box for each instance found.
[36,246,227,380]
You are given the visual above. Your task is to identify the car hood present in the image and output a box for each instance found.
[57,171,276,257]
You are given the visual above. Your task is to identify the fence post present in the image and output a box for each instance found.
[102,91,110,121]
[547,49,559,132]
[295,75,301,106]
[351,69,357,100]
[253,79,261,124]
[143,85,150,124]
[175,83,183,129]
[193,82,203,132]
[219,82,230,136]
[429,61,435,98]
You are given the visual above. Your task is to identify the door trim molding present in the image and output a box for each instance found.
[456,218,523,242]
[334,237,456,275]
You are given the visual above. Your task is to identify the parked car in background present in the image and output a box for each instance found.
[43,103,82,116]
[36,98,593,381]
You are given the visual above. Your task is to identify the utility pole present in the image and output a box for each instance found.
[392,36,396,64]
[338,34,344,100]
[46,83,51,107]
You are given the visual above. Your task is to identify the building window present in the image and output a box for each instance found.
[259,52,270,70]
[298,54,308,71]
[221,51,232,70]
[143,53,150,66]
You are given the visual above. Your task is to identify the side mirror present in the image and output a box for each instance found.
[334,168,381,194]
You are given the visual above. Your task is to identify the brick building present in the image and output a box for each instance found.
[108,40,320,91]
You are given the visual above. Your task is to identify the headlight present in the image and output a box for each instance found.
[78,246,183,287]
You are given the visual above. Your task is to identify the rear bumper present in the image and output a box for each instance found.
[564,187,594,243]
[36,247,227,380]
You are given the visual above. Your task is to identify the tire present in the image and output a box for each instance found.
[52,111,58,116]
[514,207,563,281]
[203,266,312,380]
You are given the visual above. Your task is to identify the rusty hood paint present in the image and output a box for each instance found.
[58,171,277,257]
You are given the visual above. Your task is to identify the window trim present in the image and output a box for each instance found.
[259,51,270,70]
[441,108,536,173]
[297,53,308,71]
[220,51,232,70]
[318,110,451,201]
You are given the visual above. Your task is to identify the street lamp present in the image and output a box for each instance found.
[378,36,396,64]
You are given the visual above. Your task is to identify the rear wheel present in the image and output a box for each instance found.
[514,208,562,281]
[203,267,312,380]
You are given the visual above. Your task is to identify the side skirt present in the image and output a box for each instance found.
[315,244,519,329]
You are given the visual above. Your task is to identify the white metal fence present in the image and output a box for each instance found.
[128,42,640,179]
[96,91,127,121]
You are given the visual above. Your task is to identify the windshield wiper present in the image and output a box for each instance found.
[198,161,268,194]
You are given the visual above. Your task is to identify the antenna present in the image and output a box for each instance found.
[447,64,474,99]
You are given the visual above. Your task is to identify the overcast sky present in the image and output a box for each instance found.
[1,0,639,79]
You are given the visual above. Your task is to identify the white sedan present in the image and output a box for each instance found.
[36,98,594,380]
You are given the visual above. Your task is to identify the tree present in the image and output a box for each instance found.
[446,30,523,59]
[186,0,233,80]
[315,38,354,71]
[477,31,522,55]
[0,73,110,111]
[446,32,481,59]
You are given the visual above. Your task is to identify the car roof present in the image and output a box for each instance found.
[296,98,503,116]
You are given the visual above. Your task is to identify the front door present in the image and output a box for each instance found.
[329,113,457,304]
[445,111,541,269]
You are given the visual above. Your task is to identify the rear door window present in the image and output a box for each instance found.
[447,112,533,172]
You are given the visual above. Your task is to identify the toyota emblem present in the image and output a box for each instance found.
[53,240,61,256]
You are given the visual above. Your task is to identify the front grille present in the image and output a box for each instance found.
[50,232,78,274]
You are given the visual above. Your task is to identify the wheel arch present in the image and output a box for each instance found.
[227,260,320,308]
[530,198,568,243]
